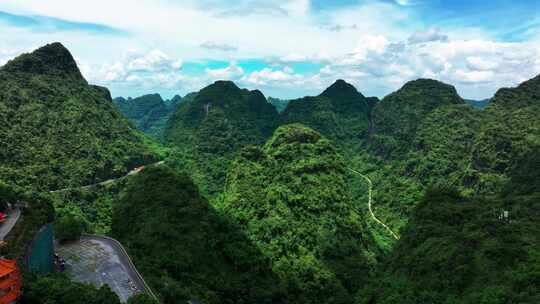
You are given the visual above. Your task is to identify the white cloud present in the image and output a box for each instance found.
[280,53,307,62]
[205,62,244,80]
[200,41,238,52]
[125,49,182,72]
[466,57,498,71]
[80,48,187,94]
[455,69,495,83]
[315,30,540,99]
[408,28,448,44]
[242,67,322,90]
[244,68,292,85]
[0,1,539,100]
[0,47,24,67]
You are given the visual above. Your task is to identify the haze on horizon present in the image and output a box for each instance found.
[1,0,539,100]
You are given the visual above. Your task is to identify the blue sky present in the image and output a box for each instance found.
[0,0,539,100]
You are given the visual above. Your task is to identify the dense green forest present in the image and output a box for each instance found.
[0,42,538,304]
[112,166,286,304]
[164,80,280,196]
[0,43,159,191]
[220,124,378,304]
[358,146,540,303]
[113,93,186,139]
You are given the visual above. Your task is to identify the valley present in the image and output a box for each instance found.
[0,42,538,304]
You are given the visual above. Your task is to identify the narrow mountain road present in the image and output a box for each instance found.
[349,168,400,240]
[49,161,165,194]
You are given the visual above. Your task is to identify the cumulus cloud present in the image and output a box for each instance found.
[244,68,293,85]
[82,49,186,92]
[455,69,494,83]
[125,49,182,72]
[205,62,244,80]
[200,41,238,52]
[408,28,449,44]
[1,1,538,100]
[314,30,540,99]
[242,67,322,92]
[279,53,307,62]
[466,57,498,71]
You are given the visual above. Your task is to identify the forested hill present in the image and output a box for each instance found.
[281,79,377,144]
[113,93,180,139]
[112,165,286,303]
[370,78,465,156]
[221,124,379,304]
[0,42,158,191]
[165,80,280,154]
[113,94,169,131]
[163,80,280,195]
[490,73,540,109]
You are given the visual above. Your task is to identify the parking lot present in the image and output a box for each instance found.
[56,237,142,302]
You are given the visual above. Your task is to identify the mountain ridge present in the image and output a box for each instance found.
[1,42,85,82]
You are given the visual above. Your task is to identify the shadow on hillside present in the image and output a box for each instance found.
[110,165,288,304]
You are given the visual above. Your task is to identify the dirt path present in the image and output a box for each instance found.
[349,168,400,240]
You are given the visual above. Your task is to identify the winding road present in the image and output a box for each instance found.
[349,168,400,240]
[49,161,165,194]
[49,162,164,301]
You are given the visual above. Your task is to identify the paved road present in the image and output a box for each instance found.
[349,168,400,240]
[0,208,21,241]
[50,161,165,194]
[57,235,158,302]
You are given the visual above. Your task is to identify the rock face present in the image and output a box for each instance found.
[165,80,280,154]
[0,43,156,190]
[222,124,378,304]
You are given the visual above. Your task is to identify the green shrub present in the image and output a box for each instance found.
[55,214,86,242]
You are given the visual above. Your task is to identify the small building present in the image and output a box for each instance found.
[0,259,21,304]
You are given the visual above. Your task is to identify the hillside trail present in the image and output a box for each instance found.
[49,161,165,194]
[349,168,400,240]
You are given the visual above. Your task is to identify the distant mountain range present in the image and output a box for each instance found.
[2,43,538,304]
[267,97,289,112]
[113,92,197,139]
[465,98,490,108]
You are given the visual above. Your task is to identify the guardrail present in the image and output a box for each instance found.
[82,234,159,302]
